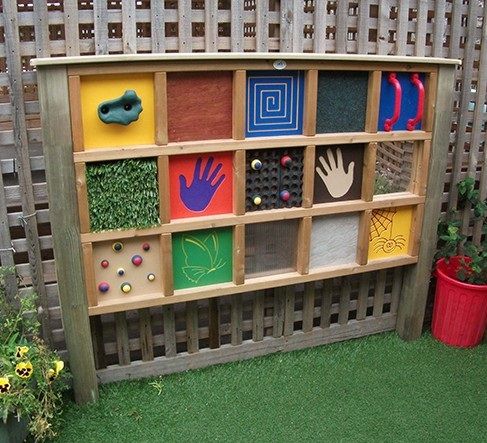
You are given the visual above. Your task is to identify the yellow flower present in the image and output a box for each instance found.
[15,361,33,379]
[15,346,29,359]
[0,376,10,394]
[47,360,64,382]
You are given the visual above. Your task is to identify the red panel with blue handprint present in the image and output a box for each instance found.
[169,153,233,219]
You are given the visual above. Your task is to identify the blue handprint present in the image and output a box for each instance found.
[179,157,226,212]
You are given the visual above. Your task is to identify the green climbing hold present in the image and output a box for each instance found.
[97,90,143,125]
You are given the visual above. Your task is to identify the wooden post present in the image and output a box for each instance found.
[396,65,456,341]
[37,66,98,404]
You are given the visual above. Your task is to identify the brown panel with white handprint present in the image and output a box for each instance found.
[313,144,364,204]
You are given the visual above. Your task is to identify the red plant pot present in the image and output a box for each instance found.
[432,257,487,348]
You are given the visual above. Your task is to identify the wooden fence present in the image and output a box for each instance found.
[0,0,485,381]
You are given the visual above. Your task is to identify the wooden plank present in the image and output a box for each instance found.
[208,298,220,349]
[121,0,137,54]
[160,233,174,296]
[115,312,131,366]
[96,316,397,384]
[3,1,51,344]
[415,0,428,57]
[178,0,192,52]
[338,277,351,325]
[279,0,294,51]
[362,143,377,201]
[303,70,318,136]
[151,0,166,52]
[88,255,420,316]
[302,145,316,208]
[89,316,106,370]
[365,71,381,133]
[432,1,447,58]
[82,243,97,307]
[408,203,425,257]
[33,0,50,58]
[232,70,246,140]
[233,150,246,215]
[313,0,327,53]
[157,156,170,224]
[356,209,372,265]
[154,72,168,145]
[273,287,285,337]
[162,305,177,357]
[302,282,315,333]
[231,294,243,345]
[396,0,409,56]
[356,272,370,320]
[75,163,90,233]
[93,0,109,55]
[390,267,403,314]
[139,308,154,362]
[186,301,199,353]
[233,224,245,285]
[396,65,457,341]
[377,0,390,55]
[372,270,386,317]
[320,279,333,328]
[0,168,18,299]
[296,216,312,275]
[256,0,270,52]
[73,131,432,163]
[37,64,98,403]
[231,0,244,52]
[335,0,348,54]
[204,0,218,52]
[252,291,265,342]
[283,286,295,336]
[68,76,84,152]
[63,0,81,56]
[423,71,438,133]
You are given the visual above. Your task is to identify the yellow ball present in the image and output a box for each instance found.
[147,273,155,282]
[121,282,132,293]
[253,196,262,206]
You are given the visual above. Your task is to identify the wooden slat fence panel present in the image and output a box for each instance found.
[0,0,484,378]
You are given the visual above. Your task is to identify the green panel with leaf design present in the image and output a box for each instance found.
[172,228,233,290]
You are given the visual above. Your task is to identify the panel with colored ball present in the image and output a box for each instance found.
[172,227,233,290]
[169,152,233,219]
[246,70,304,137]
[245,148,304,211]
[79,73,155,149]
[92,236,162,302]
[313,144,364,204]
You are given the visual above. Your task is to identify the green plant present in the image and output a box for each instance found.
[0,267,69,441]
[86,158,160,232]
[436,178,487,285]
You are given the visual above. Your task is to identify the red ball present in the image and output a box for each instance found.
[142,242,150,251]
[131,255,143,266]
[101,260,109,268]
[280,190,291,202]
[98,281,110,293]
[280,155,292,168]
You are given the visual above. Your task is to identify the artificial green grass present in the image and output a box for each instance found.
[86,158,160,232]
[54,332,486,442]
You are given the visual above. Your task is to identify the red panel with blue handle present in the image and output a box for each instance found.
[378,72,426,132]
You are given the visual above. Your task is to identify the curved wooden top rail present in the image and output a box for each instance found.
[31,52,461,67]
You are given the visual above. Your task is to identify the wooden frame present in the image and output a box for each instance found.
[35,54,459,403]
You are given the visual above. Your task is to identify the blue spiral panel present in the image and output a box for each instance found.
[378,72,426,131]
[246,71,304,137]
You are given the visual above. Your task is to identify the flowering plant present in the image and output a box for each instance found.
[0,267,69,441]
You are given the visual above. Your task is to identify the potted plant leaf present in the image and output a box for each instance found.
[433,177,487,347]
[0,267,69,442]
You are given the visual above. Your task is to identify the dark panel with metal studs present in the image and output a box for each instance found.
[245,148,304,211]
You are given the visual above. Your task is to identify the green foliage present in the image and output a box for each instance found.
[0,267,69,441]
[436,178,487,285]
[86,158,160,232]
[374,172,403,195]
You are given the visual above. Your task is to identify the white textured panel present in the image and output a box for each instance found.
[310,213,359,269]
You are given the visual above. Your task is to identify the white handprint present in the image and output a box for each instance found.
[315,148,355,198]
